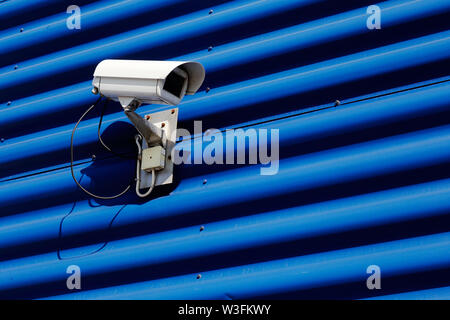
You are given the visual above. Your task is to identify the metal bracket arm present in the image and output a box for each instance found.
[124,110,166,147]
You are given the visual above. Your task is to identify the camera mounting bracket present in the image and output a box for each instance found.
[138,107,178,189]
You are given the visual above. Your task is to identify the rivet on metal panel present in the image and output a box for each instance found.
[207,46,213,52]
[200,226,205,232]
[196,274,202,279]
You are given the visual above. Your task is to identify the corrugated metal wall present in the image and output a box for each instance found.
[0,0,449,300]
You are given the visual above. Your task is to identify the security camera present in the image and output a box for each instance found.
[90,59,205,198]
[92,59,205,108]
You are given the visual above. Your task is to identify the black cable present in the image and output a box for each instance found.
[97,98,135,159]
[97,98,114,153]
[70,97,131,200]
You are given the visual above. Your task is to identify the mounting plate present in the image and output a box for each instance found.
[139,108,178,189]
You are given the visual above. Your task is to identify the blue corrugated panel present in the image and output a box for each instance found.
[0,0,449,299]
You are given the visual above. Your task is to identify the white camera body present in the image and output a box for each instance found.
[92,59,205,107]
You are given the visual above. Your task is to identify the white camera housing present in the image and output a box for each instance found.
[92,59,205,107]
